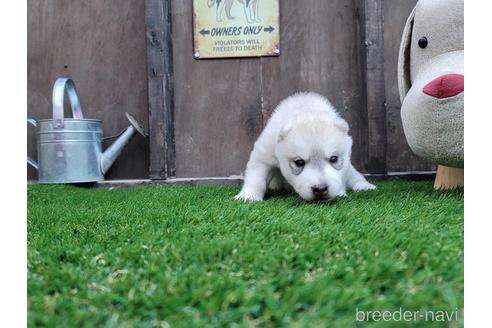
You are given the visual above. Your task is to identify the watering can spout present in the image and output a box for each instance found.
[100,113,148,175]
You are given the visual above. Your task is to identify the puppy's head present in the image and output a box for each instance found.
[275,114,352,201]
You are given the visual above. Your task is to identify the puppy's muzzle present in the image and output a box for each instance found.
[311,184,329,198]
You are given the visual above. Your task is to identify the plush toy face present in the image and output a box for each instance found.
[398,0,464,168]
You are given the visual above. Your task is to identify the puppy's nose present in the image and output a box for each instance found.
[423,74,464,99]
[311,184,328,197]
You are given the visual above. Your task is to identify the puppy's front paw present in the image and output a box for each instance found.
[352,180,377,191]
[234,189,264,202]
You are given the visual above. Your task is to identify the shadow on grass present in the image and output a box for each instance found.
[264,189,346,208]
[261,179,463,208]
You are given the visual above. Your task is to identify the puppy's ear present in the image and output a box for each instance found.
[277,122,292,143]
[334,118,349,134]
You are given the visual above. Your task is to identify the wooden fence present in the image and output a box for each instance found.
[27,0,435,181]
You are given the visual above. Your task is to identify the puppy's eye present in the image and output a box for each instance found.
[418,37,428,49]
[329,156,338,163]
[294,159,305,167]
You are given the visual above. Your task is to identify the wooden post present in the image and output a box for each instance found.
[145,0,176,179]
[358,0,387,174]
[434,166,464,190]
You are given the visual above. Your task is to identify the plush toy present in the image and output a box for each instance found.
[398,0,464,189]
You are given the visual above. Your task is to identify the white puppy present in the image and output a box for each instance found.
[235,92,376,202]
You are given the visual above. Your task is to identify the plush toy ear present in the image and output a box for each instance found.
[397,6,416,103]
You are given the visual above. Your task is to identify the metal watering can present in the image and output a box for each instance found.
[27,78,147,183]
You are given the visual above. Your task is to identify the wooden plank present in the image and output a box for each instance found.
[359,0,387,174]
[27,0,435,180]
[172,1,263,178]
[383,0,436,172]
[27,0,149,180]
[261,0,368,172]
[95,177,244,188]
[145,0,176,179]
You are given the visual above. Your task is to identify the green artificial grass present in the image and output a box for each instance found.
[27,181,463,327]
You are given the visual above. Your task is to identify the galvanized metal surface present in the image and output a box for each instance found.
[52,78,83,128]
[27,119,39,170]
[34,118,104,183]
[100,125,136,175]
[193,0,280,59]
[27,78,146,184]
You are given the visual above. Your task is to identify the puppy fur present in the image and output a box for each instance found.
[235,92,376,201]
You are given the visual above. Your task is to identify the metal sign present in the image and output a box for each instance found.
[193,0,280,59]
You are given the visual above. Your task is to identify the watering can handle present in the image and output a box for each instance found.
[27,119,39,170]
[52,78,83,129]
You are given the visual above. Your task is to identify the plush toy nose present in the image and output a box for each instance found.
[423,74,464,99]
